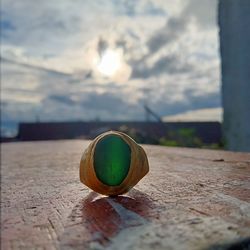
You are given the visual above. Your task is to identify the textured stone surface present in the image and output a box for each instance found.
[94,134,131,186]
[1,140,250,250]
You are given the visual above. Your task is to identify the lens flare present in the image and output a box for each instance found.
[97,49,122,77]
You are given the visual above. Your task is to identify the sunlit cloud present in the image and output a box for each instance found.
[1,0,220,135]
[94,48,132,83]
[163,107,222,122]
[97,49,123,77]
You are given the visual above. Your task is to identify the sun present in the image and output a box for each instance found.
[97,49,122,77]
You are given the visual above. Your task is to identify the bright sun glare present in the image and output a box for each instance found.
[97,49,122,77]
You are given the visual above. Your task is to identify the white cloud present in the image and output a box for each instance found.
[163,107,222,122]
[1,0,221,133]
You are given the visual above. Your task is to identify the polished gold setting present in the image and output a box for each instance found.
[80,131,149,196]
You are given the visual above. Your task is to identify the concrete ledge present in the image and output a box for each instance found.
[1,140,250,249]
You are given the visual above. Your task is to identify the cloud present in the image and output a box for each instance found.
[150,91,221,117]
[47,94,76,106]
[147,16,189,54]
[183,0,218,28]
[132,54,194,79]
[162,107,222,122]
[1,0,221,135]
[45,92,128,113]
[1,56,72,77]
[40,91,142,122]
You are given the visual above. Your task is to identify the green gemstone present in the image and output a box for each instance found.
[94,134,131,186]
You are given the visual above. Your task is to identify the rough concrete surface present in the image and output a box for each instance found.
[1,140,250,249]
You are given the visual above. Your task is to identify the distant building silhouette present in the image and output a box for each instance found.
[16,121,221,144]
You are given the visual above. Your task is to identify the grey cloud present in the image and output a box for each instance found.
[1,56,72,77]
[97,38,109,56]
[183,0,218,28]
[128,0,218,82]
[115,39,128,51]
[1,1,85,56]
[79,92,143,120]
[132,54,193,79]
[151,91,221,117]
[129,1,218,81]
[129,15,191,79]
[1,0,220,133]
[116,0,137,17]
[154,55,193,75]
[47,95,76,106]
[46,92,129,113]
[2,55,124,102]
[1,12,16,40]
[44,91,131,113]
[143,2,166,16]
[82,92,129,113]
[113,0,166,17]
[184,90,221,109]
[147,16,189,54]
[41,91,141,121]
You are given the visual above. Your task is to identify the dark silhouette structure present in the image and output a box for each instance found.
[219,0,250,151]
[16,121,221,144]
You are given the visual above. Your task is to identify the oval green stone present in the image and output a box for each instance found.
[93,134,131,186]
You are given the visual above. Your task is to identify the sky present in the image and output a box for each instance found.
[1,0,220,136]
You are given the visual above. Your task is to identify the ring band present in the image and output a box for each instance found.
[80,131,149,196]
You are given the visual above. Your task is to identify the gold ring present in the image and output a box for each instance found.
[80,131,149,196]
